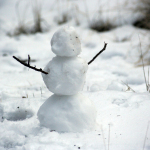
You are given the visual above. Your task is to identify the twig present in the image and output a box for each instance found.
[138,35,149,92]
[101,125,107,150]
[143,121,150,150]
[13,55,48,74]
[122,81,135,92]
[88,42,107,65]
[108,124,110,150]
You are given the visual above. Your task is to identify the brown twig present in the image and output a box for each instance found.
[122,81,135,92]
[13,55,48,74]
[88,42,108,65]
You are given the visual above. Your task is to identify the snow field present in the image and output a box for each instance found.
[42,56,88,95]
[0,0,150,149]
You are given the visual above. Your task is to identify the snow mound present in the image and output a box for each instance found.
[37,93,96,132]
[4,109,34,121]
[51,26,81,57]
[107,80,124,91]
[90,84,100,92]
[42,56,88,95]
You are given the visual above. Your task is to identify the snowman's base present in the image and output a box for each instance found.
[37,93,96,132]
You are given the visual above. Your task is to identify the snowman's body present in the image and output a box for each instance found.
[42,56,88,95]
[37,26,96,132]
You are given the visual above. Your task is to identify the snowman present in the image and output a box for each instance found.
[37,26,96,132]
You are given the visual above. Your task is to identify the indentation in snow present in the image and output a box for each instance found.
[4,109,34,121]
[112,99,128,107]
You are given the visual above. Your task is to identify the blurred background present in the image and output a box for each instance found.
[0,0,150,33]
[0,1,150,149]
[0,0,150,66]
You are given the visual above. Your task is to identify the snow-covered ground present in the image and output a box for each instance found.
[0,0,150,150]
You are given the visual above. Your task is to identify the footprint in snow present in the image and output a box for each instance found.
[112,99,128,107]
[4,108,34,121]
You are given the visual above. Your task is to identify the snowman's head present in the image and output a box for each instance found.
[51,26,81,57]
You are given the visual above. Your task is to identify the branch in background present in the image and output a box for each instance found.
[88,42,108,65]
[13,55,48,75]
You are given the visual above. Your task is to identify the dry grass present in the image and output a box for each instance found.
[133,0,150,29]
[9,0,47,36]
[13,0,29,35]
[139,35,150,92]
[122,81,135,93]
[31,0,43,33]
[128,32,150,67]
[143,121,150,150]
[56,12,71,25]
[90,19,115,32]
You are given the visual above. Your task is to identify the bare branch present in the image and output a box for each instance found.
[13,55,48,74]
[88,42,108,65]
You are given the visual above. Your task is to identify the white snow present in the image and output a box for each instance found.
[0,0,150,149]
[51,26,81,57]
[90,84,100,92]
[38,93,96,132]
[42,56,88,95]
[107,80,125,91]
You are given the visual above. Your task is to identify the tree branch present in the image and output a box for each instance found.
[88,42,108,65]
[13,55,48,74]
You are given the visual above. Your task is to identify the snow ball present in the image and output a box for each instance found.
[51,26,81,57]
[42,56,88,95]
[37,93,96,132]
